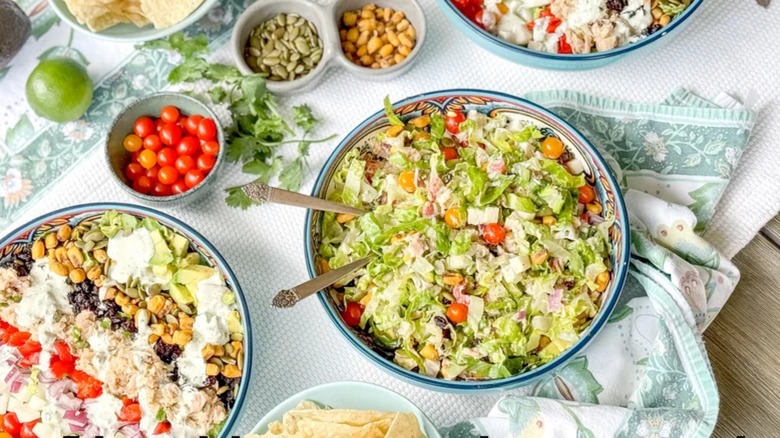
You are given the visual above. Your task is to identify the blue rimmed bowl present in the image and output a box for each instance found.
[0,203,252,437]
[304,89,630,393]
[436,0,703,70]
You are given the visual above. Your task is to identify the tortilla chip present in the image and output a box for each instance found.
[140,0,204,29]
[85,11,131,31]
[387,412,425,438]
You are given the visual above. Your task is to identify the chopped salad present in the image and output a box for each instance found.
[0,211,244,437]
[452,0,692,54]
[317,99,614,380]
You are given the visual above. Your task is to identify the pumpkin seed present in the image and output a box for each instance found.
[262,57,280,66]
[237,351,244,370]
[83,241,95,252]
[248,47,261,57]
[209,357,223,367]
[216,386,229,395]
[147,283,162,296]
[243,13,322,80]
[178,303,193,315]
[221,356,236,365]
[125,287,139,299]
[165,314,178,324]
[92,239,108,250]
[231,332,243,342]
[225,343,234,355]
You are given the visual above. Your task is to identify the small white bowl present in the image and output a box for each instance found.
[231,0,426,95]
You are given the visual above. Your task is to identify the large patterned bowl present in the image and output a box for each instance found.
[304,89,630,392]
[0,203,252,436]
[436,0,704,70]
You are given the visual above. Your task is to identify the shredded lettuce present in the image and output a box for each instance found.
[384,96,404,126]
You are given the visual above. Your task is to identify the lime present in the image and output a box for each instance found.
[26,57,93,123]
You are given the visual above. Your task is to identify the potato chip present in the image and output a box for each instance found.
[140,0,204,29]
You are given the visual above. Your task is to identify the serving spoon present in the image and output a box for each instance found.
[241,181,365,216]
[272,257,371,308]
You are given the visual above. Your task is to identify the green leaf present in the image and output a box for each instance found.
[225,186,259,209]
[292,105,319,132]
[242,157,282,183]
[383,96,403,126]
[140,32,209,59]
[202,63,243,83]
[208,86,228,103]
[168,58,209,83]
[278,158,305,191]
[226,136,271,163]
[5,115,34,150]
[607,304,633,323]
[155,408,166,422]
[430,113,445,141]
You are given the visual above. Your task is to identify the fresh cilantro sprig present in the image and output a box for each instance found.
[140,32,336,208]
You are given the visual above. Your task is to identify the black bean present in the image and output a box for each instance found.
[606,0,624,12]
[154,339,182,364]
[434,316,448,328]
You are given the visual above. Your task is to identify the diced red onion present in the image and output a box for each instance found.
[64,409,89,432]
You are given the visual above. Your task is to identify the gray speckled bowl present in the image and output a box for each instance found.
[104,92,226,208]
[231,0,426,95]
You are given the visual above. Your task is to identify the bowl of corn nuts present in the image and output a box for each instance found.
[231,0,426,95]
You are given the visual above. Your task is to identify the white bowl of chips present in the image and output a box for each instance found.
[49,0,218,42]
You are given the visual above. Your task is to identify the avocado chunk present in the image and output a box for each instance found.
[169,234,189,258]
[152,264,175,282]
[169,283,194,306]
[149,229,174,266]
[226,310,241,333]
[172,265,215,286]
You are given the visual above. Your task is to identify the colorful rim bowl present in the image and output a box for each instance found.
[435,0,704,70]
[0,203,252,436]
[48,0,220,43]
[304,89,630,393]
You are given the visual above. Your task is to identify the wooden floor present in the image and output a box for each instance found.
[705,217,780,437]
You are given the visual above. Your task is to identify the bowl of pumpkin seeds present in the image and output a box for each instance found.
[231,0,426,95]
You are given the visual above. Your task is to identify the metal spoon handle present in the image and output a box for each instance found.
[242,182,365,216]
[272,257,371,308]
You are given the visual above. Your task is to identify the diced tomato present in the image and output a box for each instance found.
[20,420,39,438]
[558,35,573,54]
[19,352,39,368]
[70,371,103,399]
[17,340,42,358]
[118,404,142,422]
[7,331,30,347]
[54,341,73,363]
[122,397,136,407]
[153,421,172,435]
[527,20,536,30]
[2,413,21,435]
[0,319,9,330]
[50,359,75,379]
[547,17,562,32]
[539,8,554,18]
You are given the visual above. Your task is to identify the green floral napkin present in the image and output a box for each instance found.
[440,89,756,438]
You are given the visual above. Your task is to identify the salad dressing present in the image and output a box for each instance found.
[106,227,156,284]
[15,261,73,352]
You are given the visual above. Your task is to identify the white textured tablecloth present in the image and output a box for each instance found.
[4,0,780,432]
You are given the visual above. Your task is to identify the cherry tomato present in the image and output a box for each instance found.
[481,223,506,245]
[8,331,30,347]
[133,176,153,194]
[160,123,182,147]
[444,208,465,229]
[158,166,179,185]
[201,140,220,156]
[175,155,195,174]
[176,136,200,156]
[578,185,596,204]
[447,303,468,324]
[157,148,177,167]
[125,163,144,181]
[118,403,143,422]
[0,431,13,438]
[155,118,164,133]
[133,117,155,138]
[54,341,73,362]
[398,170,416,193]
[151,183,172,197]
[138,150,157,170]
[143,134,162,152]
[184,169,205,188]
[197,118,217,140]
[196,154,216,172]
[342,302,364,326]
[541,136,564,159]
[184,115,203,135]
[547,17,562,32]
[123,134,143,153]
[145,166,159,182]
[20,420,39,438]
[159,106,180,124]
[171,180,188,195]
[445,110,466,134]
[441,146,458,161]
[153,422,172,435]
[2,413,21,435]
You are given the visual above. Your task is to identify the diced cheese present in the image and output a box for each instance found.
[33,422,59,438]
[467,207,499,225]
[0,391,8,414]
[501,255,531,283]
[27,394,47,411]
[12,401,41,422]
